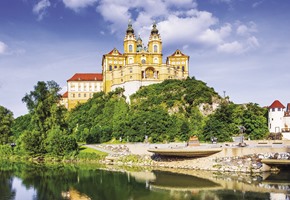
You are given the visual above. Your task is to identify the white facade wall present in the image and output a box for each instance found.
[268,107,285,133]
[111,80,162,101]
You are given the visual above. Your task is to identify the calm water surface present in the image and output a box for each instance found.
[0,161,289,200]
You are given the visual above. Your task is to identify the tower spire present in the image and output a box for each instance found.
[151,21,158,35]
[126,19,134,34]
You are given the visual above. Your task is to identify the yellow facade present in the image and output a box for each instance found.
[64,73,103,110]
[102,22,189,97]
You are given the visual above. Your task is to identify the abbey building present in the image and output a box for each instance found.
[61,22,190,109]
[102,22,189,98]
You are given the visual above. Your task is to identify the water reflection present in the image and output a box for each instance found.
[0,161,289,200]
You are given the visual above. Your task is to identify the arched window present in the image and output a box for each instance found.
[154,45,158,53]
[182,66,185,72]
[109,65,112,71]
[129,44,133,52]
[142,59,146,64]
[154,58,158,63]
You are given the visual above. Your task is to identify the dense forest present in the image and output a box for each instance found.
[0,77,269,157]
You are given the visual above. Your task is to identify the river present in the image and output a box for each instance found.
[0,161,289,200]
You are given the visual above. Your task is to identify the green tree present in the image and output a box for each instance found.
[45,127,78,156]
[242,103,268,140]
[188,106,205,138]
[21,81,70,155]
[11,114,33,140]
[0,106,14,144]
[18,130,43,154]
[22,81,67,133]
[202,103,239,142]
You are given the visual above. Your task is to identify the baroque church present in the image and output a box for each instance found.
[61,22,190,110]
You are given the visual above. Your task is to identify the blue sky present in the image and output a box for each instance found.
[0,0,289,117]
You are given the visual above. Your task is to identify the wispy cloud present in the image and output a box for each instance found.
[236,21,257,36]
[252,0,264,8]
[62,0,97,12]
[0,41,8,55]
[33,0,51,21]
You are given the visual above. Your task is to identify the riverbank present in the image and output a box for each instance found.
[87,140,290,173]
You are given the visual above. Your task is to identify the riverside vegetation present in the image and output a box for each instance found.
[0,77,269,161]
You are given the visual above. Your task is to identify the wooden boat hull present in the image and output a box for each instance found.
[148,147,222,157]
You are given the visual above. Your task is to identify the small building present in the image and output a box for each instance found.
[268,100,290,139]
[65,73,103,110]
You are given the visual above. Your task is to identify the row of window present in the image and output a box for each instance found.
[70,93,94,98]
[168,66,185,73]
[108,60,123,64]
[129,44,158,53]
[70,84,100,88]
[70,88,99,92]
[109,66,133,72]
[271,108,282,112]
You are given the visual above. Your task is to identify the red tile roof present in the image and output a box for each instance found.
[269,100,285,109]
[62,91,68,98]
[107,48,122,55]
[169,49,186,57]
[67,73,103,81]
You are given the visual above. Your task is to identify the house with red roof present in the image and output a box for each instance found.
[268,100,290,139]
[61,73,103,110]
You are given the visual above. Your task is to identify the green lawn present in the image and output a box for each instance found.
[79,146,108,156]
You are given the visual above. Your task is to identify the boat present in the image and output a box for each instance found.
[148,146,222,157]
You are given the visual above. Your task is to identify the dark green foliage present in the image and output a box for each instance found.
[242,103,268,140]
[45,127,78,156]
[202,102,269,142]
[67,89,127,143]
[66,77,269,143]
[22,81,67,133]
[19,130,44,155]
[124,106,176,142]
[85,132,100,144]
[0,144,13,156]
[19,81,76,156]
[131,77,218,109]
[11,114,33,140]
[0,106,14,145]
[14,78,269,150]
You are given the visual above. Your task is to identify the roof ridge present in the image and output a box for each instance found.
[269,100,285,109]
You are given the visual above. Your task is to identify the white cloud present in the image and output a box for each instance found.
[94,0,259,54]
[33,0,51,21]
[217,36,259,54]
[217,41,244,54]
[247,36,259,48]
[0,41,8,55]
[97,3,131,33]
[236,21,257,36]
[63,0,97,11]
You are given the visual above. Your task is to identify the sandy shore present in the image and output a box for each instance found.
[85,141,290,173]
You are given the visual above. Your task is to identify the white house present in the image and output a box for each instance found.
[268,100,290,139]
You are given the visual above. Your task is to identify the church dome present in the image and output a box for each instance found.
[151,22,158,35]
[126,20,134,34]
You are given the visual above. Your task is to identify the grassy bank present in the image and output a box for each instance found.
[0,144,108,163]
